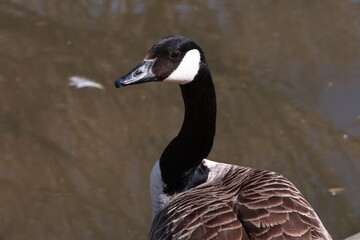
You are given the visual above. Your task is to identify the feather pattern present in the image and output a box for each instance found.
[149,160,332,240]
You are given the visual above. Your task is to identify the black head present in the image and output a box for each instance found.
[115,36,207,88]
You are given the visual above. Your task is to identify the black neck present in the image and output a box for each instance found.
[160,66,216,194]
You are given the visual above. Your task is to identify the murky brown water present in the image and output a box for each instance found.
[1,0,360,239]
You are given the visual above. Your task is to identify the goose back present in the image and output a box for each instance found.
[149,160,332,240]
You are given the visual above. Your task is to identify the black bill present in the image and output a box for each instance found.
[115,59,157,88]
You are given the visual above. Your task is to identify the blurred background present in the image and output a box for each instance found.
[1,0,360,239]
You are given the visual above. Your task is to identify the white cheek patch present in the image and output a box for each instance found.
[164,49,201,84]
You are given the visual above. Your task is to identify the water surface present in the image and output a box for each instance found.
[1,0,360,239]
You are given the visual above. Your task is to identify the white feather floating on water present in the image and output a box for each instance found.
[68,76,104,90]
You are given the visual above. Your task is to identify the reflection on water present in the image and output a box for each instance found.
[319,81,360,136]
[0,0,360,239]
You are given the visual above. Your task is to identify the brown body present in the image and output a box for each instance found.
[149,161,332,240]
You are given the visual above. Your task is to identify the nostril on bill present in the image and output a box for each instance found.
[134,69,143,77]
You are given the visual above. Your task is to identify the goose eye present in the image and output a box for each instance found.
[170,51,181,59]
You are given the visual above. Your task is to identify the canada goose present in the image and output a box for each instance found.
[115,36,332,240]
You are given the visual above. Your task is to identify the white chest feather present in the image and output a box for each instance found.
[150,159,230,217]
[150,160,171,216]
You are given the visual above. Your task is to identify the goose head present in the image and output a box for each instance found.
[115,36,206,87]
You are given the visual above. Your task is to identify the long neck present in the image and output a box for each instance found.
[160,67,216,194]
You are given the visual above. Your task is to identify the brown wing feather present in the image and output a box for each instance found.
[149,164,332,240]
[149,189,250,240]
[234,169,332,240]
